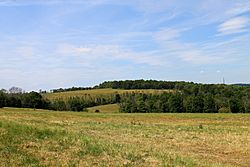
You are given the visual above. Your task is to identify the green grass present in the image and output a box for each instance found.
[0,108,249,166]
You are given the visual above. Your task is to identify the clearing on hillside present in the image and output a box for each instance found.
[43,88,174,101]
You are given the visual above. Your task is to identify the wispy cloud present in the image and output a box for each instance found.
[226,2,250,16]
[154,28,188,42]
[151,27,220,64]
[179,50,221,64]
[218,16,249,35]
[59,44,92,56]
[58,44,166,66]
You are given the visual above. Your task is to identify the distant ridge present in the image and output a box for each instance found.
[233,83,250,87]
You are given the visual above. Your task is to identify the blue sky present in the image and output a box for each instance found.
[0,0,250,91]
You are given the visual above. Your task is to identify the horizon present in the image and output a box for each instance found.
[2,79,249,93]
[1,0,250,91]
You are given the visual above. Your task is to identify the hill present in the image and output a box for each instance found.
[43,88,174,101]
[233,83,250,87]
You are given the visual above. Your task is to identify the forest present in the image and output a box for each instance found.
[0,80,249,113]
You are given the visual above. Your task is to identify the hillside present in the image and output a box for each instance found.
[234,83,250,87]
[43,88,174,101]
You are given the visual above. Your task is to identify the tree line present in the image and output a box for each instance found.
[0,90,121,112]
[51,87,93,93]
[99,80,250,113]
[0,80,249,113]
[0,91,50,109]
[96,79,178,89]
[119,92,249,113]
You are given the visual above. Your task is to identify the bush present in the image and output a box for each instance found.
[52,99,67,111]
[218,107,231,113]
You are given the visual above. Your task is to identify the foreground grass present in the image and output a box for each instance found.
[0,108,249,167]
[43,88,174,101]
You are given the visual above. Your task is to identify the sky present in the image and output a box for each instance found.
[0,0,250,91]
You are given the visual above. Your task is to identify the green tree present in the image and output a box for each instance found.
[0,91,6,108]
[52,99,67,111]
[168,94,184,113]
[68,97,85,112]
[203,95,217,113]
[184,95,204,113]
[244,100,250,113]
[115,94,121,103]
[184,96,194,113]
[7,96,22,108]
[193,95,204,113]
[229,97,245,113]
[229,98,239,113]
[22,91,48,109]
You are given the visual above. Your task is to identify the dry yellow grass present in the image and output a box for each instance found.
[0,108,249,167]
[87,104,120,113]
[43,88,174,101]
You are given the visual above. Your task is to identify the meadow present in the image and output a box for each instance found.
[0,107,249,167]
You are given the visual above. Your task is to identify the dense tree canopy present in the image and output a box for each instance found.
[0,91,49,110]
[98,80,249,113]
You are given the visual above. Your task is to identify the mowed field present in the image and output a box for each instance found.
[87,104,120,113]
[43,88,174,101]
[0,108,249,167]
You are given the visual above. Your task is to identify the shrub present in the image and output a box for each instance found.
[218,107,231,113]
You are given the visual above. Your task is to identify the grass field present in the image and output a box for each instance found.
[87,104,120,113]
[0,108,249,167]
[43,88,174,101]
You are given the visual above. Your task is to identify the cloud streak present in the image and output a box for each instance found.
[218,16,249,35]
[58,44,166,66]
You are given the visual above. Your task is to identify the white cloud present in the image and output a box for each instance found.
[218,16,249,35]
[59,44,91,55]
[226,2,250,16]
[134,0,172,13]
[57,44,166,66]
[151,27,221,64]
[200,70,205,74]
[154,28,186,42]
[179,50,220,64]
